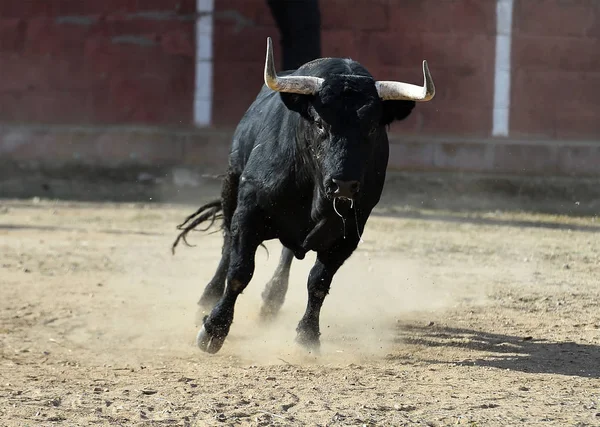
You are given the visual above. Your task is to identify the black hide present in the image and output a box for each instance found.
[174,56,417,355]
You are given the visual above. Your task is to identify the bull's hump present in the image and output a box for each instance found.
[297,57,366,78]
[302,57,334,69]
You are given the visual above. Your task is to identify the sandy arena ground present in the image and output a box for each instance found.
[1,177,599,426]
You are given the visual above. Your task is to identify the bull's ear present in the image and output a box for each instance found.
[381,100,416,126]
[279,93,313,120]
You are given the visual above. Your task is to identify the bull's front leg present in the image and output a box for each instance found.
[197,233,230,313]
[295,238,359,352]
[198,171,240,314]
[196,206,263,354]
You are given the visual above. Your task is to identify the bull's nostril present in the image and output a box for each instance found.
[325,181,338,195]
[331,179,360,199]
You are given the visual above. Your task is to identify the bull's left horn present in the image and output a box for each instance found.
[375,60,435,101]
[264,37,324,95]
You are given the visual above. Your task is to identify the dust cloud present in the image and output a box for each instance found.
[143,170,492,366]
[190,236,466,367]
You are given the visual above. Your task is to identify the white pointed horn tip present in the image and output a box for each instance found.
[422,60,435,101]
[375,60,435,102]
[262,35,324,95]
[264,36,277,90]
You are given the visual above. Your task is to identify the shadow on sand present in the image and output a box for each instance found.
[371,208,600,233]
[0,223,163,236]
[393,323,600,379]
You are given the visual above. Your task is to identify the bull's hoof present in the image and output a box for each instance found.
[196,325,227,354]
[295,330,321,355]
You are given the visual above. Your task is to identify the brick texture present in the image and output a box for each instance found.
[321,0,389,31]
[513,0,599,38]
[212,0,497,136]
[511,0,600,141]
[0,0,599,177]
[0,0,195,126]
[212,0,600,143]
[387,0,497,36]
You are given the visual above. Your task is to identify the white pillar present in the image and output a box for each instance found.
[492,0,514,137]
[194,0,214,127]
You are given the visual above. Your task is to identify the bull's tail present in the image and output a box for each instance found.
[171,199,223,255]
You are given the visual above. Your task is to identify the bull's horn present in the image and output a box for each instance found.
[375,60,435,101]
[264,37,324,95]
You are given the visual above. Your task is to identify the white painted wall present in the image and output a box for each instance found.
[492,0,514,137]
[194,0,214,127]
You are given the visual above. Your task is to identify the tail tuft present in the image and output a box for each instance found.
[171,200,223,255]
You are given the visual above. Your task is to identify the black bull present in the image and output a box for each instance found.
[172,37,435,354]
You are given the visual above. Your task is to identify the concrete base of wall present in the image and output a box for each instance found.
[2,166,599,219]
[0,125,598,177]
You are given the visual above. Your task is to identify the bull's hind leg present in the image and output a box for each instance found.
[197,203,264,354]
[259,246,294,321]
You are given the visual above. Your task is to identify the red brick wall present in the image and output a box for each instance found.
[0,0,195,126]
[214,0,600,142]
[212,0,498,137]
[511,0,600,139]
[1,0,599,144]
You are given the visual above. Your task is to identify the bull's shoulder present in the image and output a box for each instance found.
[232,89,285,143]
[229,96,297,172]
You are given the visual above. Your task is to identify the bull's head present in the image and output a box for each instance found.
[263,37,435,202]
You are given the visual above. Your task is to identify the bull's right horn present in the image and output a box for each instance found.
[375,60,435,101]
[264,37,324,95]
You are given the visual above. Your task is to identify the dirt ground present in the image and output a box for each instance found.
[1,176,600,426]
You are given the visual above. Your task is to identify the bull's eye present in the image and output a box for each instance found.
[315,120,326,135]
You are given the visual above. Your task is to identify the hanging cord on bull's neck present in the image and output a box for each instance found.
[353,202,364,244]
[333,198,346,239]
[332,198,364,244]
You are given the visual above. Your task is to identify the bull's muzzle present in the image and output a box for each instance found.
[328,179,360,200]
